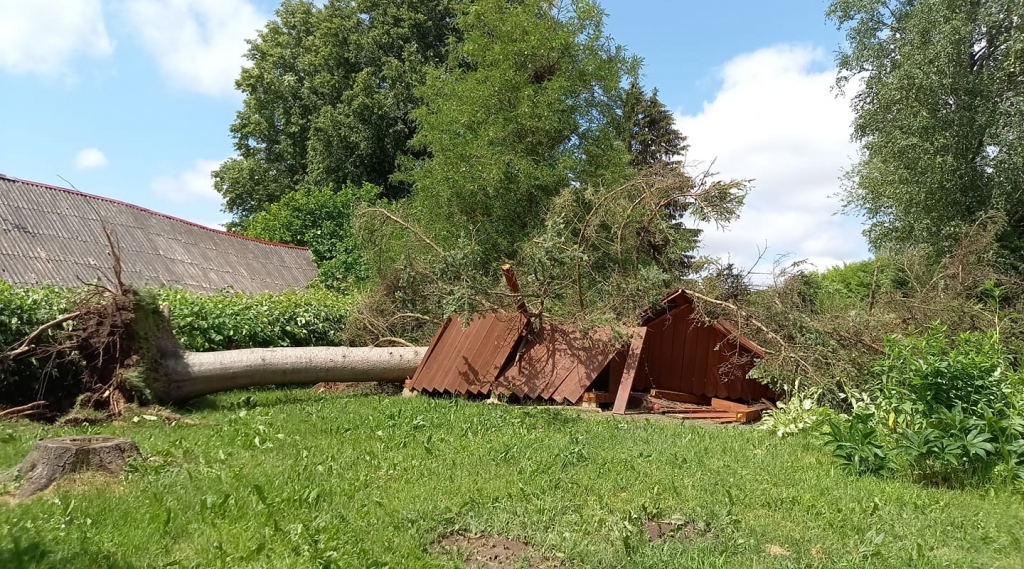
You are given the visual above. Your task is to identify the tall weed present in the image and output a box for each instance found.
[824,327,1024,488]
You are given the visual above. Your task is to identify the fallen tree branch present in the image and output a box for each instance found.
[373,337,416,347]
[360,207,443,255]
[683,289,818,378]
[0,401,47,419]
[2,312,82,360]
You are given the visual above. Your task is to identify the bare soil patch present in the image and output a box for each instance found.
[643,519,712,543]
[431,533,566,568]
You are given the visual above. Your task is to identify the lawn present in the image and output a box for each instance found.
[1,389,1022,568]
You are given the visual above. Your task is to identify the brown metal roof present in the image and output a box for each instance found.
[408,313,527,395]
[496,324,619,404]
[635,294,776,402]
[0,176,317,292]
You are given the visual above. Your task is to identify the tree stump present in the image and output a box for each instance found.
[10,436,140,499]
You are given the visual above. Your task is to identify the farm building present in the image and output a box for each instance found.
[408,290,775,420]
[0,174,317,293]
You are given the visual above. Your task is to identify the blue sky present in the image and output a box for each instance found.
[0,0,867,275]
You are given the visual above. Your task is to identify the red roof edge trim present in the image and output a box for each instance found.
[2,175,310,251]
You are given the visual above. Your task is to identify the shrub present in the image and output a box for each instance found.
[758,383,833,437]
[823,326,1024,488]
[0,282,82,407]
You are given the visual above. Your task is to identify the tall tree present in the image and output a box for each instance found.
[829,0,1024,268]
[399,0,639,263]
[213,0,457,223]
[621,79,688,168]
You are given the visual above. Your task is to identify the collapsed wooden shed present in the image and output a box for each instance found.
[408,290,775,417]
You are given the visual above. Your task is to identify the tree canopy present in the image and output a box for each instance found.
[397,0,640,263]
[213,0,457,223]
[829,0,1024,269]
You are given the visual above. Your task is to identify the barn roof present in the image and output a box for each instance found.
[0,175,317,293]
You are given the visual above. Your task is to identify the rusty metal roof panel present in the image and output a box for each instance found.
[409,313,526,395]
[497,324,619,404]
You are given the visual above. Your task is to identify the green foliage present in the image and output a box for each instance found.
[0,282,82,407]
[242,184,378,290]
[2,391,1024,567]
[518,164,746,327]
[214,0,457,222]
[155,287,352,352]
[823,326,1024,487]
[621,79,688,168]
[805,258,909,314]
[759,384,834,438]
[399,0,638,263]
[828,0,1024,268]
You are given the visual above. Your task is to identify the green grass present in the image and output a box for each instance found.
[1,389,1023,568]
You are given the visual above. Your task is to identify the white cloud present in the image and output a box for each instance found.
[0,0,113,75]
[151,159,224,202]
[122,0,266,97]
[676,45,869,278]
[74,148,108,169]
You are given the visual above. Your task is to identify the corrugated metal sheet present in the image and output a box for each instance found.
[496,324,619,404]
[0,176,317,293]
[408,313,527,395]
[635,291,776,402]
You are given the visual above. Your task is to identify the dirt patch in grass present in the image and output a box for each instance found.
[431,533,566,568]
[312,382,403,396]
[644,520,712,543]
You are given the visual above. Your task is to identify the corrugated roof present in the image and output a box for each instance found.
[408,313,527,395]
[0,175,317,293]
[495,324,619,404]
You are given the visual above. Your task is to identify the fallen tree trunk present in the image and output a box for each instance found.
[153,346,426,403]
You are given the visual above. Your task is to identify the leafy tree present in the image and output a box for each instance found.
[621,79,688,168]
[214,0,457,223]
[244,184,377,290]
[397,0,640,264]
[828,0,1024,269]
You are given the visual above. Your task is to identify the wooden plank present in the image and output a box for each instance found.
[710,398,756,413]
[661,410,736,418]
[650,390,711,405]
[657,313,676,390]
[612,328,647,414]
[680,316,700,395]
[691,326,712,397]
[581,391,617,404]
[666,306,690,392]
[735,409,763,423]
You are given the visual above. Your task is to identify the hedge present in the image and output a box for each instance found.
[1,282,353,407]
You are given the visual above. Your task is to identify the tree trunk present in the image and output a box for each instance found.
[153,346,426,403]
[9,436,140,499]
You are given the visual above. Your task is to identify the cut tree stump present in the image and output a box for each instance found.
[9,436,140,499]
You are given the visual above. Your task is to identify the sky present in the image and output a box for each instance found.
[0,0,868,276]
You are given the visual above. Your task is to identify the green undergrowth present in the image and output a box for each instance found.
[1,391,1023,568]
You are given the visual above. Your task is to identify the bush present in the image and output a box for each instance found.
[154,287,353,352]
[0,282,82,408]
[823,326,1024,488]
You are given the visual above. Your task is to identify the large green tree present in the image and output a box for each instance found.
[396,0,639,263]
[829,0,1024,267]
[621,79,688,169]
[214,0,457,223]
